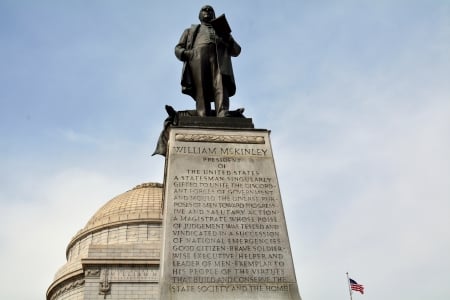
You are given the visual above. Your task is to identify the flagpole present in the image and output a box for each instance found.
[346,272,353,300]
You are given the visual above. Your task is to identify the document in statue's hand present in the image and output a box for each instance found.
[211,14,232,36]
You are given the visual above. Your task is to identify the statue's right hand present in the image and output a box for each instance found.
[182,50,193,61]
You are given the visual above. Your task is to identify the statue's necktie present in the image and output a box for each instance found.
[206,24,215,42]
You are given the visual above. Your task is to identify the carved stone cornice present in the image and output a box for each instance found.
[175,133,265,144]
[49,277,85,300]
[85,268,101,278]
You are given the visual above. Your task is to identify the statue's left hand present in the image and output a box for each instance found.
[182,50,193,61]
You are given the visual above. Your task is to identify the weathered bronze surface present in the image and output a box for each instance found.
[175,5,241,117]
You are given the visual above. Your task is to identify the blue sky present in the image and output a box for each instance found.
[1,1,449,299]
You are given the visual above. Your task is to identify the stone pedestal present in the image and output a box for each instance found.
[159,126,301,300]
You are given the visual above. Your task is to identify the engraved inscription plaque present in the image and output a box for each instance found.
[160,128,301,300]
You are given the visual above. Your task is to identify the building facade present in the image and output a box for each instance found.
[47,183,163,300]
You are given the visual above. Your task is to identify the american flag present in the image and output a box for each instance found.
[349,278,364,294]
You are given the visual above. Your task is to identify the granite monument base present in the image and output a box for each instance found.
[159,126,301,300]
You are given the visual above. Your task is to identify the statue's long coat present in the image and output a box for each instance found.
[175,24,241,101]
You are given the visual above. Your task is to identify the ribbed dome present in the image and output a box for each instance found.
[48,182,164,300]
[84,182,163,231]
[67,182,163,249]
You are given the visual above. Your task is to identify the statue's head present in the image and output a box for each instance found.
[199,5,215,23]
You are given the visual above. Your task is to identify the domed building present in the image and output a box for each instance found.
[47,182,164,300]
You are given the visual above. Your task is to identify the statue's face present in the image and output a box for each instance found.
[199,5,215,23]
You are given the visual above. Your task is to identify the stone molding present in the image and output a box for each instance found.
[48,277,84,300]
[175,133,265,144]
[85,268,101,278]
[66,220,162,258]
[131,182,163,191]
[82,258,160,266]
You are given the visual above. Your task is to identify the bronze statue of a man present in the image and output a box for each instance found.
[175,5,241,117]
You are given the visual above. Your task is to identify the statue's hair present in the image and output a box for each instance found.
[198,5,215,21]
